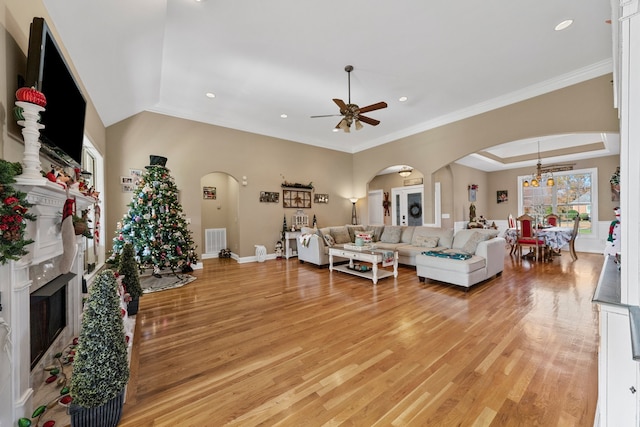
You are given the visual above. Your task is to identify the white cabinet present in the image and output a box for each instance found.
[598,305,639,426]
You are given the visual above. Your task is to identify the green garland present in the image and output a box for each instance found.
[0,159,36,264]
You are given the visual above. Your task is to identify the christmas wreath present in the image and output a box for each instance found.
[0,159,36,264]
[409,202,422,218]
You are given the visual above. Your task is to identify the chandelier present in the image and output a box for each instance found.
[523,143,555,187]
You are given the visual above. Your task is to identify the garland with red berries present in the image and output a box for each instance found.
[0,159,36,264]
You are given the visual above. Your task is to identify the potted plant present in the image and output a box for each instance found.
[118,242,143,315]
[69,269,130,427]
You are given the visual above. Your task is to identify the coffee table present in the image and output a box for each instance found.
[328,246,398,284]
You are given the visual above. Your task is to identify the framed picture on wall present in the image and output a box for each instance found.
[283,189,311,208]
[203,186,216,200]
[314,194,329,203]
[260,191,279,203]
[497,190,508,203]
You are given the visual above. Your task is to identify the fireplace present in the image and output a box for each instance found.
[0,180,93,427]
[30,272,75,369]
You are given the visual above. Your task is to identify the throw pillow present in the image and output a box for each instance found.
[323,233,335,247]
[380,226,402,243]
[330,227,352,244]
[462,231,488,254]
[346,225,365,242]
[365,225,385,242]
[414,235,439,248]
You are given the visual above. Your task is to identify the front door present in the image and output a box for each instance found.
[392,185,424,226]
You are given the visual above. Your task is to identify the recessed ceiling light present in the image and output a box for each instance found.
[555,19,573,31]
[280,114,288,119]
[399,96,408,102]
[205,92,215,98]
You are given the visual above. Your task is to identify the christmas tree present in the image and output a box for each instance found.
[111,156,197,274]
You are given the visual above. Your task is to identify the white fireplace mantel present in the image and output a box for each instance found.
[0,180,95,427]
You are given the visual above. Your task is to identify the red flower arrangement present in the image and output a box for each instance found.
[0,160,36,264]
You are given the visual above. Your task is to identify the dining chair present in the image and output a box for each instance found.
[507,214,517,254]
[545,213,560,226]
[516,214,546,260]
[569,215,580,260]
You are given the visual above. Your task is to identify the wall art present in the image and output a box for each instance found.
[260,191,280,203]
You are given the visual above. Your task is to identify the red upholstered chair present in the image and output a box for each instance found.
[516,214,546,260]
[545,213,559,227]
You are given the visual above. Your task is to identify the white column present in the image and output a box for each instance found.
[15,101,47,184]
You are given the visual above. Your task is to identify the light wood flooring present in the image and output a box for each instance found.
[118,249,602,426]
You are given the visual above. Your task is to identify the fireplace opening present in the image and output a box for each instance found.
[30,272,75,369]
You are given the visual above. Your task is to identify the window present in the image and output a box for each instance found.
[518,168,597,234]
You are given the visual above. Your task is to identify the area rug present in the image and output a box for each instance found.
[141,273,196,293]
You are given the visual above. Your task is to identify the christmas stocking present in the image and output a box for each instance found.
[59,198,77,274]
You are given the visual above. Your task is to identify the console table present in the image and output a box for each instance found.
[284,230,301,259]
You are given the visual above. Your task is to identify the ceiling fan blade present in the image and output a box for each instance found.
[333,98,348,111]
[358,102,387,114]
[358,115,380,126]
[311,114,342,118]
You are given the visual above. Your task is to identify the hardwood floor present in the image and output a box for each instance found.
[118,250,602,426]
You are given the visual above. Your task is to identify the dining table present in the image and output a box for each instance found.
[503,226,573,260]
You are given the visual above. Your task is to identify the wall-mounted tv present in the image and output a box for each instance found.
[25,17,86,167]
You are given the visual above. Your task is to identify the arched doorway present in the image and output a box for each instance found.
[200,172,240,258]
[367,165,424,226]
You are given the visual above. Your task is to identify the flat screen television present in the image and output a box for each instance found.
[25,17,86,167]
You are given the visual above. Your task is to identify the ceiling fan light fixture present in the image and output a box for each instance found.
[355,119,363,130]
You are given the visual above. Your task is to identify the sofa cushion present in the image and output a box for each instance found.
[461,231,489,254]
[452,229,499,251]
[330,226,352,244]
[323,233,335,247]
[411,227,455,249]
[400,226,415,243]
[365,225,385,242]
[380,226,402,243]
[346,225,365,242]
[414,235,439,248]
[416,250,486,274]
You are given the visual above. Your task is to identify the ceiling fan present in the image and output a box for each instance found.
[311,65,387,133]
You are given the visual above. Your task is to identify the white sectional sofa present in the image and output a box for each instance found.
[415,228,506,289]
[297,225,506,289]
[297,224,456,267]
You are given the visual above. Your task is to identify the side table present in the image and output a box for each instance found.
[284,230,301,259]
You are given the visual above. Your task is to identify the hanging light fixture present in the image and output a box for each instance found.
[398,167,413,178]
[523,142,555,187]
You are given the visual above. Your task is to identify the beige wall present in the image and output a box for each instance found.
[200,173,239,253]
[353,75,619,224]
[106,111,354,257]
